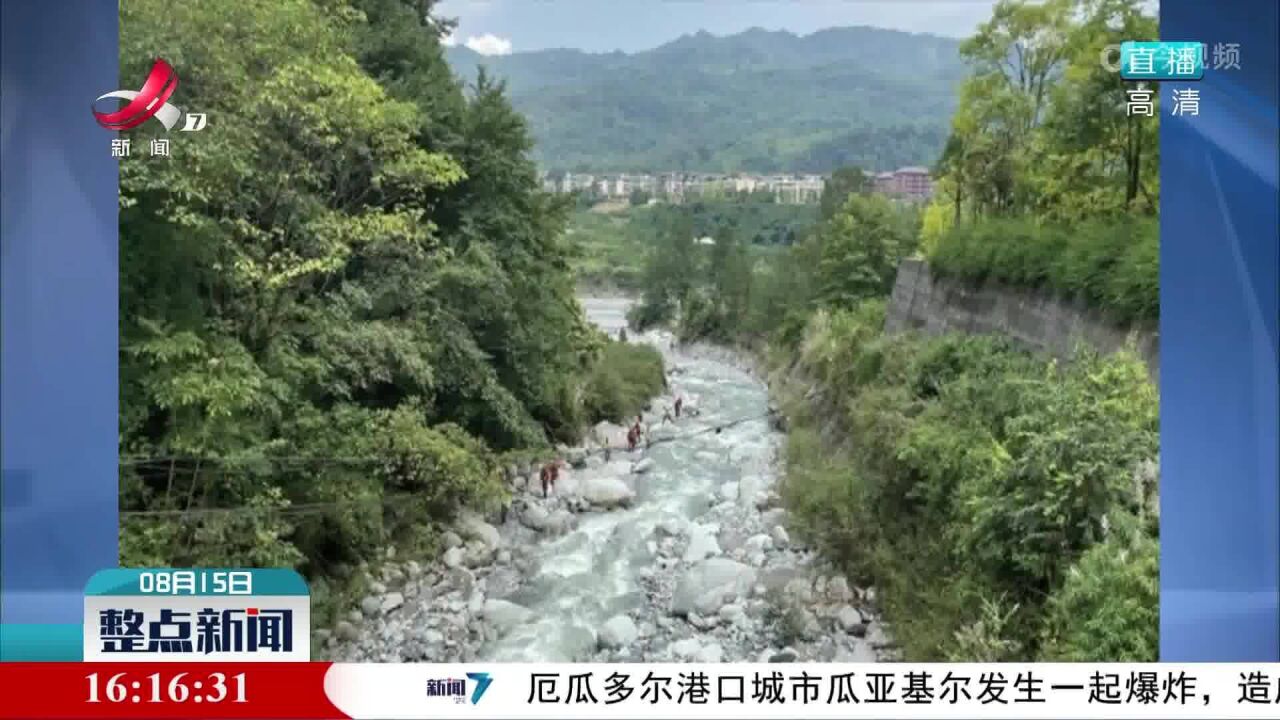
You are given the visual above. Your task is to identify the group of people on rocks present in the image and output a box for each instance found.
[526,326,690,501]
[530,394,687,500]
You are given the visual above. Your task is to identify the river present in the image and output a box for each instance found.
[328,297,885,664]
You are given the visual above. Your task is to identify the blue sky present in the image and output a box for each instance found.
[435,0,1004,55]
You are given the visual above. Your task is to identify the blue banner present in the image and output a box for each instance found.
[1159,0,1280,661]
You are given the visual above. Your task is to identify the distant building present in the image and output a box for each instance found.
[873,171,896,195]
[892,166,933,201]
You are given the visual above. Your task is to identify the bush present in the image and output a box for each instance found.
[1039,529,1159,661]
[776,308,1159,661]
[581,341,666,424]
[928,216,1158,323]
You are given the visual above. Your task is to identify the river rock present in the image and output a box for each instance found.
[442,546,464,569]
[671,558,758,617]
[598,615,639,649]
[546,508,576,534]
[484,566,522,600]
[770,525,790,549]
[719,603,748,627]
[631,457,655,475]
[717,524,751,553]
[769,648,799,663]
[519,502,552,531]
[368,580,387,595]
[360,596,381,616]
[384,565,406,587]
[457,513,502,550]
[568,449,588,469]
[744,533,773,554]
[683,524,722,562]
[828,576,851,602]
[404,560,423,579]
[347,609,363,625]
[335,620,360,642]
[482,599,534,632]
[442,531,463,549]
[442,567,475,595]
[564,624,599,661]
[581,475,636,509]
[379,592,405,614]
[696,642,724,663]
[669,638,704,660]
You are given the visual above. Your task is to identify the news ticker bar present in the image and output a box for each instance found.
[1,663,1279,720]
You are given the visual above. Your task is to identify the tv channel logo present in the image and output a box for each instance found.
[93,58,207,132]
[426,673,492,705]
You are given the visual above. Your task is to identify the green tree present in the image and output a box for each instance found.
[819,166,870,221]
[815,194,914,308]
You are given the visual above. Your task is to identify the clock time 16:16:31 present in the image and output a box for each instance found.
[85,671,247,705]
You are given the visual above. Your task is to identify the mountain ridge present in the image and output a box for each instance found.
[446,25,967,173]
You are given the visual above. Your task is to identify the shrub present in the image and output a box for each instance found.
[775,313,1159,661]
[1039,528,1159,661]
[928,216,1158,323]
[581,341,666,424]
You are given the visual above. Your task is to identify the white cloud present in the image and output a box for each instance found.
[441,33,458,47]
[463,33,512,56]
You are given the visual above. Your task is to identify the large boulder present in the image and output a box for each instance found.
[518,502,552,532]
[593,421,625,447]
[581,475,636,509]
[631,457,655,475]
[379,592,404,614]
[442,547,464,569]
[683,524,722,563]
[671,558,758,617]
[457,513,502,550]
[598,615,639,650]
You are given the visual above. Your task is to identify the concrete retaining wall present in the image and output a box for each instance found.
[885,259,1159,380]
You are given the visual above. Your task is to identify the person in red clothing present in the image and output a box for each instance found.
[627,424,638,451]
[540,459,565,497]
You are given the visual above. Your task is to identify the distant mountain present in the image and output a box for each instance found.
[446,26,967,174]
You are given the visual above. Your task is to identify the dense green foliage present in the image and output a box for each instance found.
[777,305,1159,660]
[582,342,667,424]
[626,186,916,344]
[117,0,662,623]
[922,0,1159,308]
[572,196,814,297]
[612,0,1160,662]
[929,216,1159,323]
[446,27,965,172]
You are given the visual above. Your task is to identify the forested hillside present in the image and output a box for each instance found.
[446,26,966,172]
[117,0,663,620]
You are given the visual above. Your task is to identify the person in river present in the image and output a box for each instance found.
[661,406,674,425]
[674,396,683,418]
[626,424,639,451]
[540,460,562,498]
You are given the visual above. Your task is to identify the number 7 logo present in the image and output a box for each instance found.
[180,113,208,132]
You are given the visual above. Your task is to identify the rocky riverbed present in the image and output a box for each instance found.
[321,298,893,664]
